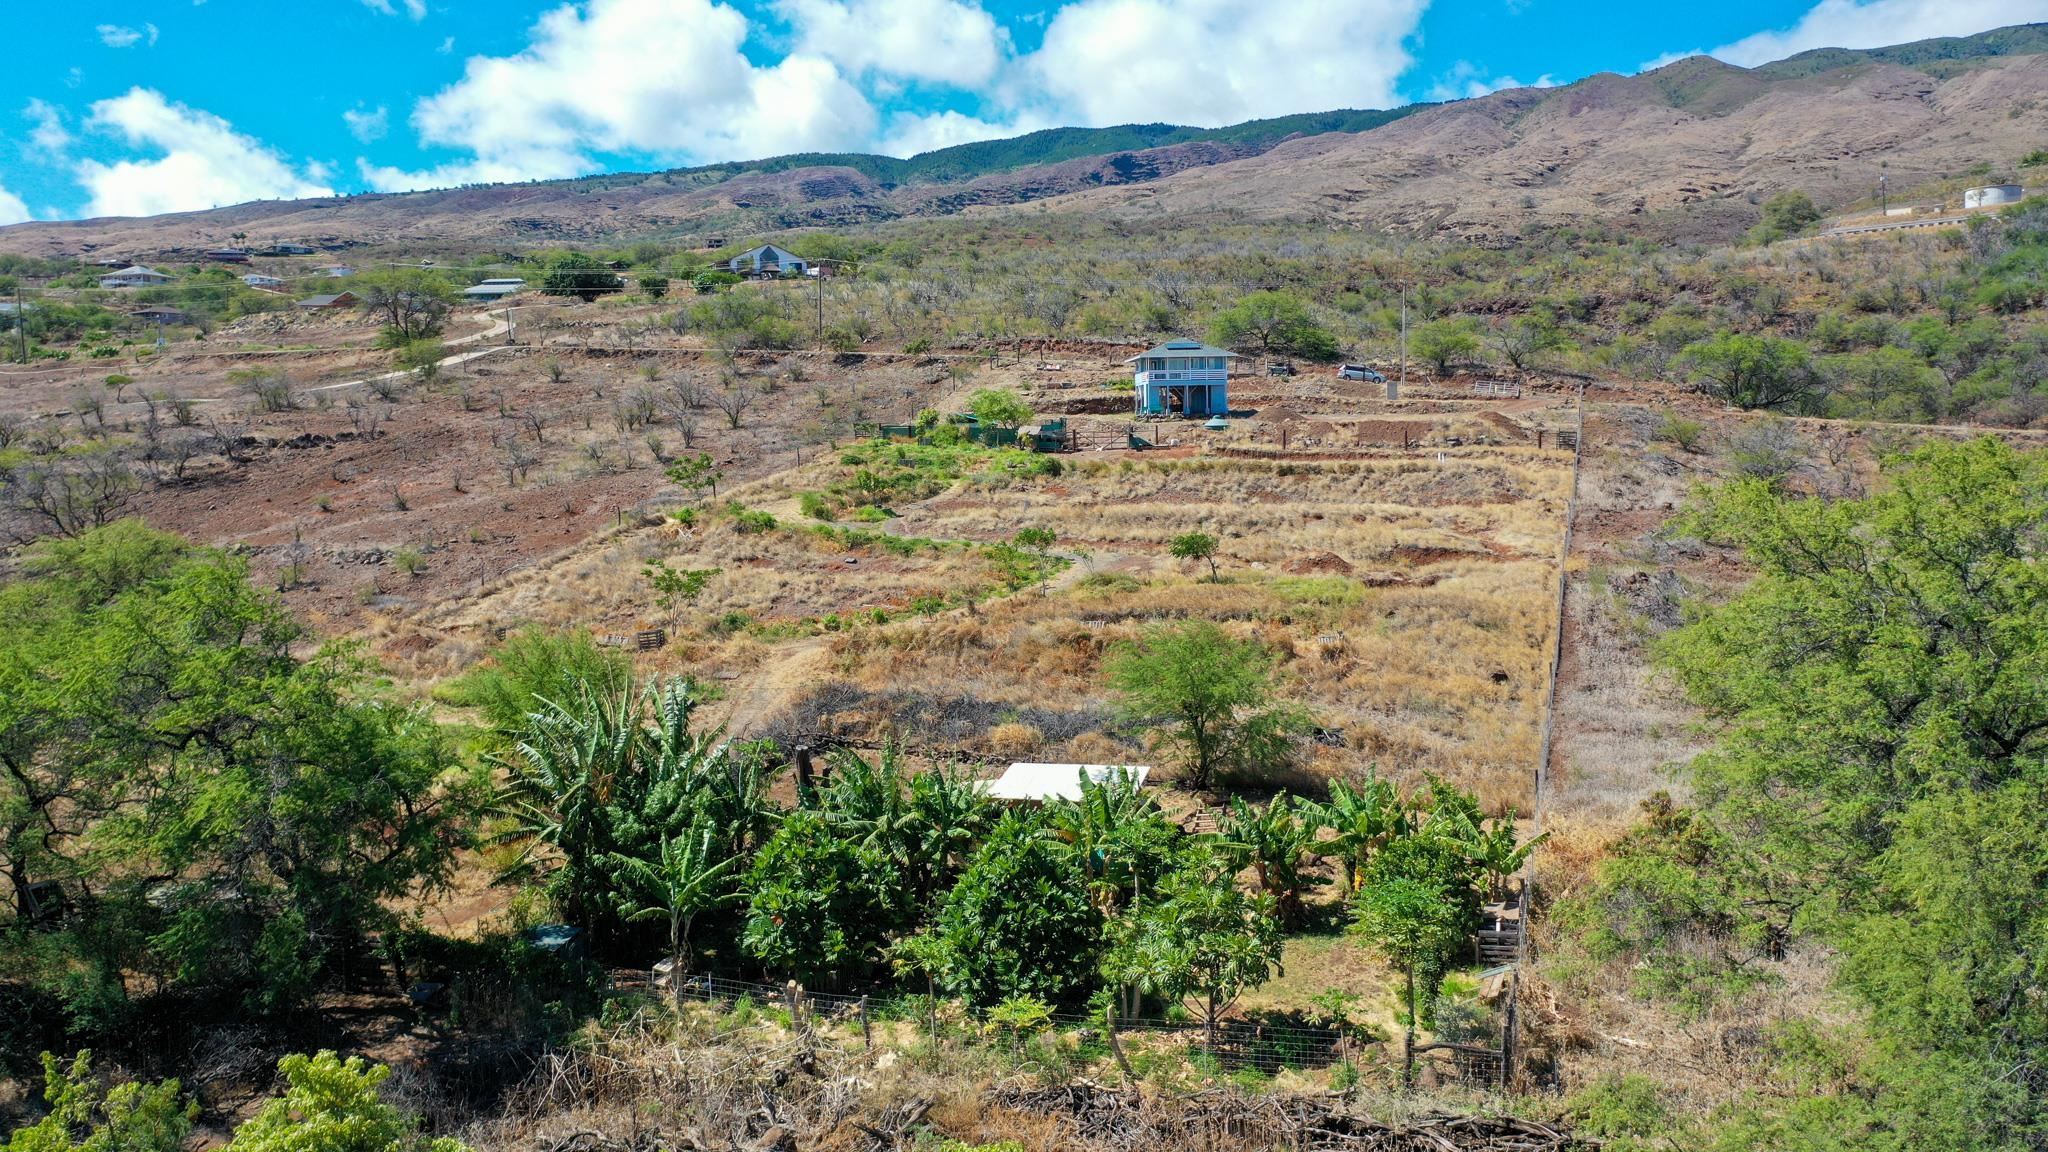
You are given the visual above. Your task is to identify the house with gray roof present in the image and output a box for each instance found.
[1128,339,1238,418]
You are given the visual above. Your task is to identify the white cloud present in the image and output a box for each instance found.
[780,0,1006,87]
[96,24,143,47]
[1710,0,2048,68]
[0,184,29,226]
[878,109,1045,156]
[1022,0,1428,128]
[362,0,429,18]
[343,104,389,142]
[24,99,72,155]
[1635,49,1705,73]
[76,88,334,217]
[372,0,878,190]
[1424,61,1557,101]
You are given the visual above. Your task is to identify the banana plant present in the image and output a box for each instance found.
[1217,793,1326,926]
[1315,773,1408,893]
[606,820,743,991]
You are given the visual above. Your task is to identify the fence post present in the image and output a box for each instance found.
[859,994,872,1050]
[1104,1002,1135,1084]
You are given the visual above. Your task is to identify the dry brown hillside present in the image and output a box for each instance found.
[1055,53,2048,241]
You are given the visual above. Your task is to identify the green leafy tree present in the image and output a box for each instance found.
[3,1052,194,1152]
[436,627,631,742]
[643,561,718,627]
[1102,854,1284,1047]
[929,809,1102,1006]
[539,253,625,302]
[1679,332,1816,411]
[1355,875,1468,1085]
[1104,621,1309,790]
[1655,437,2048,1138]
[1047,766,1180,911]
[967,387,1032,429]
[637,272,669,299]
[0,523,477,1019]
[1489,314,1569,371]
[1751,190,1822,244]
[664,452,722,501]
[1168,530,1220,581]
[226,1052,465,1152]
[354,267,454,342]
[1410,317,1479,376]
[1208,291,1339,359]
[742,810,901,983]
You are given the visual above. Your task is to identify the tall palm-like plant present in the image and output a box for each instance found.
[607,821,742,990]
[490,681,644,925]
[1217,793,1326,926]
[821,744,919,864]
[1465,809,1547,903]
[908,764,992,898]
[1316,774,1408,892]
[1049,766,1162,909]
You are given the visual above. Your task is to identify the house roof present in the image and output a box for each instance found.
[734,243,803,262]
[1125,339,1238,362]
[105,265,166,278]
[296,293,354,307]
[477,278,526,286]
[463,282,522,295]
[984,763,1150,802]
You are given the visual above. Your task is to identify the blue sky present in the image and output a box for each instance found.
[2,0,2044,223]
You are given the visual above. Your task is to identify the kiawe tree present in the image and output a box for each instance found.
[1104,621,1309,790]
[1647,437,2048,1142]
[354,267,455,344]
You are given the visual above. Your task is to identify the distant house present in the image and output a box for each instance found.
[203,248,251,264]
[985,763,1151,804]
[319,265,356,278]
[296,292,359,310]
[1129,338,1237,418]
[256,243,317,256]
[726,244,807,278]
[241,273,287,288]
[99,265,173,289]
[131,305,188,324]
[462,277,526,302]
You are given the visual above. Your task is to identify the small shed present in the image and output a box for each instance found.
[463,278,526,301]
[131,305,188,324]
[726,244,807,278]
[985,763,1150,803]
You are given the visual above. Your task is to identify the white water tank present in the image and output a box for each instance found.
[1964,184,2024,209]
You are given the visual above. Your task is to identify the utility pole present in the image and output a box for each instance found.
[1398,286,1408,391]
[813,268,824,334]
[1879,173,1888,215]
[12,284,24,364]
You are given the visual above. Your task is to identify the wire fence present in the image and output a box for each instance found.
[659,971,1506,1085]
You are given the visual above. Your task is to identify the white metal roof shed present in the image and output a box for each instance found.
[985,763,1150,803]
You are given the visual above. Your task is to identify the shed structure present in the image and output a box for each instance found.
[984,763,1150,803]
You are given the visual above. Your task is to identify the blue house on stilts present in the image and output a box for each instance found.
[1129,339,1237,418]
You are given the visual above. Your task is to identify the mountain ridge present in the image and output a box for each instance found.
[3,24,2044,256]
